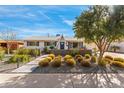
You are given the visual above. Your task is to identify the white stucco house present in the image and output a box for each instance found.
[23,35,84,50]
[23,34,124,53]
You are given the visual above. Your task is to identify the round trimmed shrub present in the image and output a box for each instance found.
[98,58,108,67]
[76,56,84,63]
[64,55,72,61]
[85,54,91,59]
[113,58,124,63]
[75,54,83,59]
[48,54,55,59]
[46,57,53,62]
[57,55,62,59]
[51,57,61,67]
[81,59,91,67]
[104,55,113,60]
[91,56,97,63]
[39,58,50,67]
[112,61,124,68]
[103,57,112,64]
[66,58,76,66]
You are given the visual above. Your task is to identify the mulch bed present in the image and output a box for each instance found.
[32,62,124,73]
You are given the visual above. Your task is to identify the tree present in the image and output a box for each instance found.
[73,5,124,63]
[0,30,17,54]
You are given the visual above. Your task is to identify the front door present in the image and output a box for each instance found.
[60,42,64,49]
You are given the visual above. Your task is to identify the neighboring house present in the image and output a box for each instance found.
[109,41,124,53]
[23,35,84,50]
[0,40,24,50]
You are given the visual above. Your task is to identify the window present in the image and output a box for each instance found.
[68,42,73,49]
[27,41,39,46]
[73,42,78,48]
[44,42,50,46]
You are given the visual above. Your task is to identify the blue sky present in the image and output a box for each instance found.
[0,5,89,39]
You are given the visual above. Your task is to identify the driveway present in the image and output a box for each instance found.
[0,73,124,88]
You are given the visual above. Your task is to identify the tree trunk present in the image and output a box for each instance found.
[98,50,105,64]
[7,47,10,55]
[7,43,10,55]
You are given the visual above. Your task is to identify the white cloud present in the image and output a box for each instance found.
[59,15,75,26]
[63,19,74,26]
[13,27,72,38]
[38,11,54,23]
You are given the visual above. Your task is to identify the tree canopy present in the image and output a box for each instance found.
[73,5,124,62]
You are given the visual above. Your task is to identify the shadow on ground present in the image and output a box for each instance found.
[0,66,124,88]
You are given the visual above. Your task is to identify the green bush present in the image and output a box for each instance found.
[113,58,124,63]
[49,45,55,50]
[64,55,72,61]
[39,58,50,67]
[81,59,91,67]
[9,54,31,63]
[16,48,41,57]
[17,48,30,55]
[104,55,113,60]
[22,55,31,62]
[0,50,5,61]
[31,49,41,57]
[69,49,79,56]
[51,57,62,67]
[112,61,124,68]
[43,47,50,54]
[85,54,91,59]
[91,56,97,63]
[66,58,76,66]
[84,51,92,56]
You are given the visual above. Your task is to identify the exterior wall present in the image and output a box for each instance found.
[83,42,97,50]
[24,41,45,50]
[65,41,68,50]
[25,40,124,51]
[24,40,84,50]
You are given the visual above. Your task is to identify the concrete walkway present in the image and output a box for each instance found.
[12,55,48,73]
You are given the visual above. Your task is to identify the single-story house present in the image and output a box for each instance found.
[23,35,84,50]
